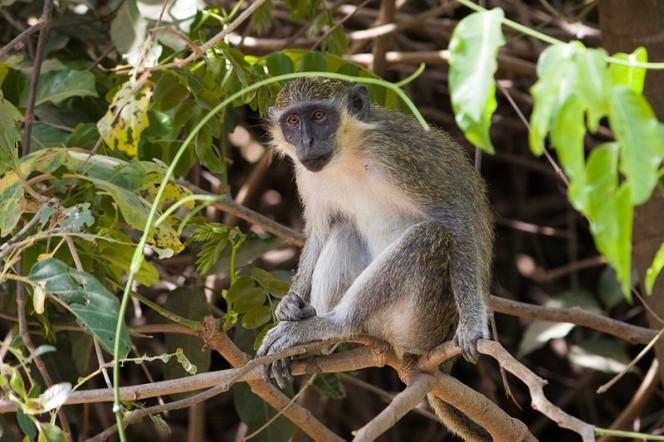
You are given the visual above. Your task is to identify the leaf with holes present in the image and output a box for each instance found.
[97,80,153,157]
[29,258,131,357]
[448,8,505,153]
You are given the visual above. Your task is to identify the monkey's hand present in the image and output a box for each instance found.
[275,292,317,322]
[453,317,489,363]
[256,320,314,388]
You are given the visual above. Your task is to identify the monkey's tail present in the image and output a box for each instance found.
[427,394,492,441]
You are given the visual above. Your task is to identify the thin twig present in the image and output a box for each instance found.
[597,327,664,394]
[21,0,55,156]
[0,20,42,59]
[599,358,661,441]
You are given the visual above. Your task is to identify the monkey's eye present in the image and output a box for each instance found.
[286,114,300,127]
[311,110,327,123]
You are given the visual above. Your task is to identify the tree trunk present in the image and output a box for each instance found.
[599,0,664,384]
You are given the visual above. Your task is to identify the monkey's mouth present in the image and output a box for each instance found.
[300,151,333,172]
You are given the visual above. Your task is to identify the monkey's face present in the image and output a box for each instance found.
[272,101,340,172]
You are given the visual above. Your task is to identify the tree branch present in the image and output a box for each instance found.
[20,0,54,156]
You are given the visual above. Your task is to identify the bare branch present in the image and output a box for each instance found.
[477,340,596,442]
[354,373,435,442]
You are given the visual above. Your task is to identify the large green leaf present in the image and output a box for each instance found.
[608,47,648,94]
[529,42,580,155]
[25,70,98,106]
[448,8,505,153]
[0,94,22,174]
[29,258,131,357]
[574,47,608,132]
[584,144,633,296]
[608,86,664,205]
[551,96,587,210]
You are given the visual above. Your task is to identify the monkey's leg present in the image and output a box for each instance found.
[257,221,453,374]
[268,222,368,386]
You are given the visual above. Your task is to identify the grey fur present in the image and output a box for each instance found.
[257,78,495,440]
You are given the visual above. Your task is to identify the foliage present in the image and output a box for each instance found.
[448,8,664,298]
[1,0,663,440]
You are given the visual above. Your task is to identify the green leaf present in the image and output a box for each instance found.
[97,80,153,157]
[17,409,37,441]
[448,8,505,153]
[646,243,664,295]
[529,43,580,155]
[0,178,22,237]
[251,268,290,298]
[39,424,67,442]
[67,123,100,150]
[608,47,648,94]
[25,70,98,106]
[574,47,608,132]
[551,96,587,209]
[77,174,184,254]
[175,348,197,375]
[583,144,633,297]
[608,86,664,205]
[227,276,266,313]
[242,305,272,329]
[29,258,131,357]
[518,290,600,357]
[249,0,273,34]
[569,338,631,373]
[54,203,95,233]
[266,53,294,77]
[299,51,327,72]
[0,95,22,174]
[25,345,56,365]
[30,123,68,150]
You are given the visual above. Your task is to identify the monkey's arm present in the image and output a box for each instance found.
[257,221,462,380]
[449,231,490,362]
[287,224,327,302]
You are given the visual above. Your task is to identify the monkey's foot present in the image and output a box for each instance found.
[256,321,311,388]
[453,320,490,363]
[275,292,316,322]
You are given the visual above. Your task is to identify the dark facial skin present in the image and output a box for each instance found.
[269,85,370,172]
[277,102,340,172]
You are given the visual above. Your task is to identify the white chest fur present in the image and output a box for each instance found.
[296,155,424,257]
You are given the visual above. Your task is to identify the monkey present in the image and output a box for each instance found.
[255,77,494,441]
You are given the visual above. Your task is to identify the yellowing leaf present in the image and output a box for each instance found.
[97,80,153,157]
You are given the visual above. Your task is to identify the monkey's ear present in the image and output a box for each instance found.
[348,85,369,121]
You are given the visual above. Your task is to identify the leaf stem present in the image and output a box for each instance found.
[456,0,664,70]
